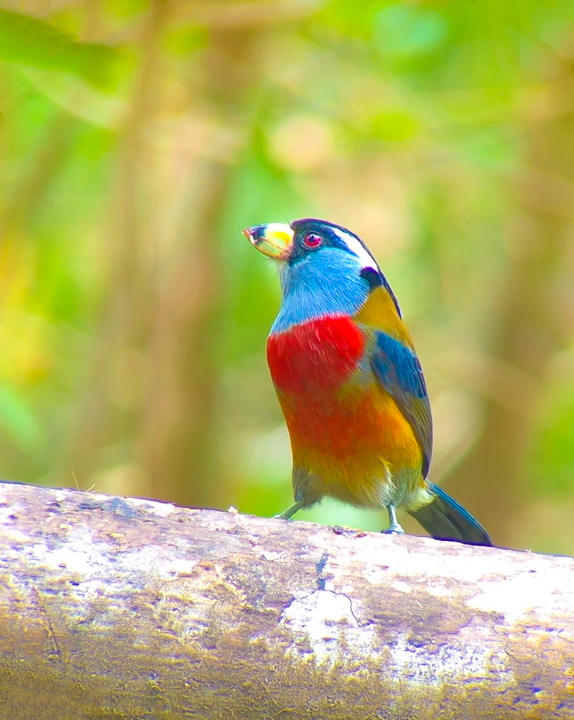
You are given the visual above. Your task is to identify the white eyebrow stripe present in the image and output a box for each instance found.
[330,226,380,271]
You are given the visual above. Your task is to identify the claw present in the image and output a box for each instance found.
[382,503,404,535]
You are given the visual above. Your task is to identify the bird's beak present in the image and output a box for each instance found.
[243,223,293,262]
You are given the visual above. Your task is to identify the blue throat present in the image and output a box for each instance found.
[271,249,369,334]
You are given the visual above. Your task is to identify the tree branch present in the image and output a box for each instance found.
[0,482,572,718]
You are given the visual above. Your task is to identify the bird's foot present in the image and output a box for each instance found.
[382,522,405,535]
[383,503,404,535]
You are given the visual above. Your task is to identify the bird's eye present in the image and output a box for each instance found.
[302,232,322,249]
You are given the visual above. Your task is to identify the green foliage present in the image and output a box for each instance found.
[1,1,574,550]
[0,9,120,89]
[372,4,448,60]
[0,384,43,453]
[529,375,574,498]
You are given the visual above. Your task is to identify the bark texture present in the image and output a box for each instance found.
[0,482,573,719]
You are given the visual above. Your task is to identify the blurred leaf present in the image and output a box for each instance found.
[163,25,206,57]
[0,9,121,90]
[20,67,124,128]
[105,0,149,21]
[0,385,43,453]
[318,0,395,38]
[529,384,574,498]
[373,4,448,59]
[370,110,419,142]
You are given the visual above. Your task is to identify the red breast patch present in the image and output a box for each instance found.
[267,316,364,396]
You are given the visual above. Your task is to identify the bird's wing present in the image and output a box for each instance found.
[370,331,433,477]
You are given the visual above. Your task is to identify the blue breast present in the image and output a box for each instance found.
[271,248,369,334]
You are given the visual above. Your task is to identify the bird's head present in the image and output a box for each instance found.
[243,218,402,324]
[244,218,378,275]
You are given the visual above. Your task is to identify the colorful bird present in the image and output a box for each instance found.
[244,218,492,546]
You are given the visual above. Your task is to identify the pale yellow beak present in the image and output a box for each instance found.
[243,223,294,261]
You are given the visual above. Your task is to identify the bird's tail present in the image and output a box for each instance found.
[409,482,492,546]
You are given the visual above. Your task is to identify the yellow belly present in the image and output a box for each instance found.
[280,380,424,509]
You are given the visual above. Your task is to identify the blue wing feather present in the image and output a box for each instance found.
[371,331,433,477]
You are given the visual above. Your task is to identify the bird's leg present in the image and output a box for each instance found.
[274,500,304,520]
[382,503,404,534]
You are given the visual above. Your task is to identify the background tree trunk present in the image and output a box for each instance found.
[1,482,573,719]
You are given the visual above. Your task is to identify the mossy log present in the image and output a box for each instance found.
[0,482,573,719]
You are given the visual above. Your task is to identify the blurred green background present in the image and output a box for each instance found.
[1,0,574,553]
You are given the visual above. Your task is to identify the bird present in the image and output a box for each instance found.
[243,218,492,546]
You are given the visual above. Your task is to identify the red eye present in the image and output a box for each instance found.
[303,232,322,249]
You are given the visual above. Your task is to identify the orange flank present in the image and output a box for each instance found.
[267,315,423,508]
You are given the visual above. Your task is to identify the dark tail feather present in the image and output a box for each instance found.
[409,482,493,546]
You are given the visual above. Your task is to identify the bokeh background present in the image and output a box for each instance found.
[1,0,574,553]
